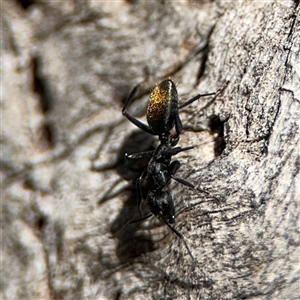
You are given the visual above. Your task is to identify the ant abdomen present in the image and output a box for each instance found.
[147,79,179,136]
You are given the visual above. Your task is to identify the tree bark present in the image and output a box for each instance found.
[1,1,299,299]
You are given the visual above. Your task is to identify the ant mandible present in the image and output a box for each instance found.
[122,79,216,260]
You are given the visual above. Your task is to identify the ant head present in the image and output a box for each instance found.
[147,190,175,224]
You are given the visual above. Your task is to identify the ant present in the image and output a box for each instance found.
[122,79,216,260]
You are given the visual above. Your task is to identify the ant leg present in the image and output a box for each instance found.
[172,176,194,188]
[162,220,195,261]
[122,84,156,135]
[162,146,194,157]
[168,161,209,195]
[128,144,194,161]
[126,150,155,160]
[178,92,216,109]
[168,160,208,194]
[169,160,206,192]
[172,175,207,193]
[168,161,216,198]
[173,112,183,141]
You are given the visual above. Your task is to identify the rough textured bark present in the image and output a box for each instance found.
[1,1,299,299]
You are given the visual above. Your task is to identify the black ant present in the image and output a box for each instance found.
[122,79,216,260]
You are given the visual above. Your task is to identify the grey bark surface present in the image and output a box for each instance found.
[1,1,299,299]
